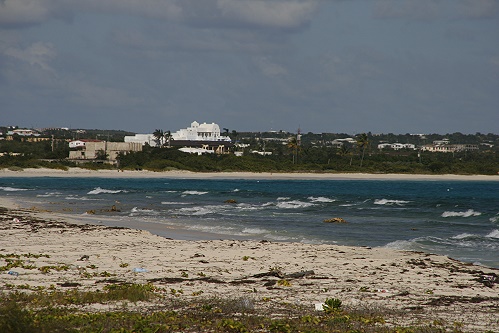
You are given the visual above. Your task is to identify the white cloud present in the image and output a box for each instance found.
[0,0,54,27]
[216,0,318,29]
[0,0,319,31]
[373,0,499,20]
[254,56,288,77]
[4,41,56,71]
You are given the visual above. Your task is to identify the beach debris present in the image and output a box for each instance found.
[251,270,315,279]
[101,205,121,212]
[192,253,205,258]
[314,303,324,311]
[12,218,20,223]
[323,217,347,223]
[78,255,90,261]
[224,199,237,203]
[58,282,82,287]
[86,210,96,215]
[476,274,498,288]
[133,267,148,273]
[7,270,19,277]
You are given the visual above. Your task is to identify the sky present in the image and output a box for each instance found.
[1,0,498,135]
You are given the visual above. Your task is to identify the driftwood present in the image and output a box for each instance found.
[251,270,315,279]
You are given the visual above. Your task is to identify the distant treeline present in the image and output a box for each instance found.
[0,131,498,175]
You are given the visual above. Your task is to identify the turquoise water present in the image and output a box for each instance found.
[1,177,498,268]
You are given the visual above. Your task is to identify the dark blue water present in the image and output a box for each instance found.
[1,177,498,267]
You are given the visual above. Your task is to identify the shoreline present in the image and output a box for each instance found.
[1,167,498,181]
[1,204,498,331]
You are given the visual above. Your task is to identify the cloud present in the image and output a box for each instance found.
[253,56,288,77]
[214,0,318,30]
[373,0,499,20]
[373,0,441,20]
[0,0,56,27]
[4,41,56,71]
[0,0,319,31]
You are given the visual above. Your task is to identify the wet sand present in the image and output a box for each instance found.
[1,167,498,181]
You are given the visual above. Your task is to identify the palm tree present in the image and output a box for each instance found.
[356,133,369,167]
[287,136,300,164]
[153,129,164,147]
[164,130,171,148]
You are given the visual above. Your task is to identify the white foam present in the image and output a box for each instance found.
[308,196,335,203]
[181,190,208,196]
[65,195,100,201]
[131,207,155,213]
[87,187,125,195]
[451,233,475,240]
[0,186,29,192]
[178,206,217,216]
[374,199,410,206]
[276,200,315,209]
[486,230,499,239]
[242,228,270,234]
[384,240,413,250]
[161,201,189,205]
[277,197,290,201]
[489,216,499,223]
[37,192,62,197]
[441,209,481,218]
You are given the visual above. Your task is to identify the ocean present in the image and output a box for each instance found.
[1,177,498,268]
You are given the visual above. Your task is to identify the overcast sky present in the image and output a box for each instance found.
[1,0,498,135]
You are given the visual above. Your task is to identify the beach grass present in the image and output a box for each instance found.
[0,285,476,333]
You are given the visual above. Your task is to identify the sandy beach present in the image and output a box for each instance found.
[0,167,499,181]
[1,195,498,332]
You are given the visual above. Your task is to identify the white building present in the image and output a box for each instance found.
[124,134,156,146]
[7,129,40,136]
[378,143,416,150]
[69,139,102,149]
[171,121,231,142]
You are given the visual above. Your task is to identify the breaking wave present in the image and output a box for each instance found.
[182,191,208,196]
[276,200,315,209]
[374,199,410,206]
[308,196,335,203]
[0,186,29,192]
[87,187,126,195]
[441,209,481,218]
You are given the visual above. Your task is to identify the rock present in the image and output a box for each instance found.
[323,217,347,223]
[224,199,237,204]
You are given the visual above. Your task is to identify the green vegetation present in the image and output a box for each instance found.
[0,287,470,332]
[1,129,498,175]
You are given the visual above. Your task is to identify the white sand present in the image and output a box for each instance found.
[1,167,498,181]
[1,198,498,331]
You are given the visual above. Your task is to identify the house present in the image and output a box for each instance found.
[69,139,102,149]
[124,134,156,146]
[170,121,233,154]
[378,143,416,150]
[68,141,142,163]
[7,129,40,136]
[171,121,231,142]
[5,129,41,140]
[421,144,479,153]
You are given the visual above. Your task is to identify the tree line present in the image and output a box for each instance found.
[0,131,497,175]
